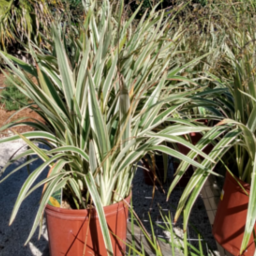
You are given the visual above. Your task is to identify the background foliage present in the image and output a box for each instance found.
[0,0,57,51]
[0,75,29,111]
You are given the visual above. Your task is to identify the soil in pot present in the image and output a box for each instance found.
[45,194,131,256]
[212,171,256,256]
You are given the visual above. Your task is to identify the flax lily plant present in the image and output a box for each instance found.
[0,1,213,254]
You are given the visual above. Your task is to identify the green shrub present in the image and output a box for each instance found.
[0,76,29,111]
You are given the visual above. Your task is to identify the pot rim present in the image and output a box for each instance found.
[45,193,131,218]
[225,171,250,193]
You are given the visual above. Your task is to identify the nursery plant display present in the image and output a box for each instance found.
[0,1,212,255]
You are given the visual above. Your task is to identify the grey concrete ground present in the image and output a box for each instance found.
[0,141,217,256]
[132,165,217,254]
[0,140,49,256]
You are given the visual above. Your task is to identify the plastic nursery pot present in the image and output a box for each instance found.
[45,194,131,256]
[175,133,205,188]
[177,132,213,156]
[176,127,213,187]
[212,172,256,256]
[178,119,214,156]
[172,161,194,188]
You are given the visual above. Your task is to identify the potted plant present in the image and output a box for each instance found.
[167,15,256,254]
[0,1,213,255]
[210,52,256,255]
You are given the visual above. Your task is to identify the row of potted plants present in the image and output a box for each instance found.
[1,0,256,255]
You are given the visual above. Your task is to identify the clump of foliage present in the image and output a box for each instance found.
[0,0,59,51]
[0,76,29,111]
[162,0,256,83]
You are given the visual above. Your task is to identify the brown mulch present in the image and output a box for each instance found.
[0,72,45,138]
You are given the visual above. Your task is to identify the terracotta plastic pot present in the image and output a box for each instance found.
[178,132,213,155]
[212,172,256,256]
[178,119,215,156]
[45,194,131,256]
[175,129,213,187]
